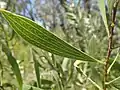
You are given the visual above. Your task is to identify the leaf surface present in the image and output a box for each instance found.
[32,50,41,88]
[2,43,23,90]
[0,9,103,64]
[98,0,109,36]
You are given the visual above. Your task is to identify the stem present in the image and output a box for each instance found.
[112,45,120,49]
[104,1,119,90]
[107,52,119,74]
[79,68,103,90]
[106,75,120,85]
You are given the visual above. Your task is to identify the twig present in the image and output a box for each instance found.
[107,52,119,74]
[105,76,120,85]
[80,68,103,90]
[112,45,120,49]
[104,0,119,90]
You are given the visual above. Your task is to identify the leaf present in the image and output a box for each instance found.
[2,42,23,90]
[0,9,103,64]
[107,0,115,15]
[9,30,15,40]
[32,50,41,88]
[87,36,98,57]
[98,0,109,36]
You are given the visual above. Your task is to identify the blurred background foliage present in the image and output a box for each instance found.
[0,0,120,90]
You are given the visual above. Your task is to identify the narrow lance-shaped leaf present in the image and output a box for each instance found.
[2,43,23,90]
[107,0,115,15]
[32,50,41,88]
[98,0,109,37]
[0,9,103,64]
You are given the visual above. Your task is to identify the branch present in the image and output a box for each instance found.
[104,0,119,90]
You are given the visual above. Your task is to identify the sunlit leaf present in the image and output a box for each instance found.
[0,9,103,64]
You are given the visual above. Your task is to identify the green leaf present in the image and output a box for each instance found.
[107,0,115,15]
[32,50,41,88]
[87,36,98,57]
[0,9,103,64]
[98,0,109,36]
[2,43,23,90]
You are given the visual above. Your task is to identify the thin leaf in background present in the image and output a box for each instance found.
[2,42,23,90]
[32,49,41,88]
[98,0,109,36]
[107,0,115,15]
[0,9,103,64]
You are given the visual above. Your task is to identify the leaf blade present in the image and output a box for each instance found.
[0,9,103,64]
[32,50,41,88]
[98,0,109,36]
[2,43,23,90]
